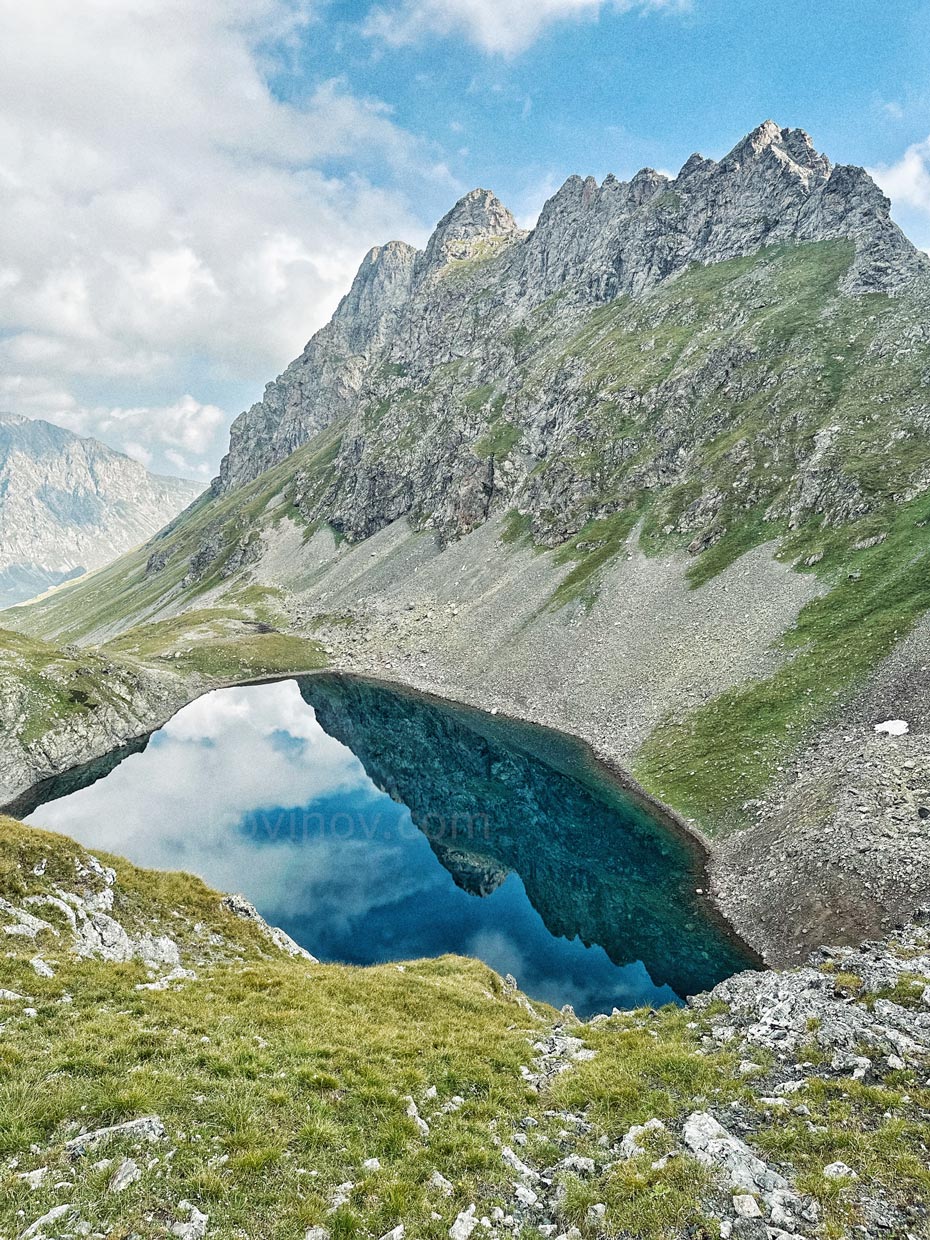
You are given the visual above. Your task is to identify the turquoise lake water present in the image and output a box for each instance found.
[23,675,756,1015]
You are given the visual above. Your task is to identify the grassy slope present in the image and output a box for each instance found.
[3,821,929,1239]
[0,628,142,748]
[633,491,930,830]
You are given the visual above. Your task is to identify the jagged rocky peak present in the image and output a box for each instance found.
[419,187,522,271]
[333,239,419,354]
[521,118,927,302]
[212,120,930,496]
[720,119,832,182]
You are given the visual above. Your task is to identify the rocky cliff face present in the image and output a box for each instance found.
[0,414,201,607]
[213,121,929,557]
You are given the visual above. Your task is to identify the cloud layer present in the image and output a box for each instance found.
[0,0,433,476]
[364,0,689,55]
[872,137,930,216]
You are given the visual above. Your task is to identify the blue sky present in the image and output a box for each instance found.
[1,0,929,480]
[307,0,930,231]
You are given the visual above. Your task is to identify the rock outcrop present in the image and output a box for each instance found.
[213,121,929,536]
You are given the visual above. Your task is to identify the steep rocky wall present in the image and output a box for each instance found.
[214,121,929,524]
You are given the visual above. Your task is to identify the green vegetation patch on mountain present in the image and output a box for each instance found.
[0,628,139,748]
[101,594,327,682]
[634,491,930,831]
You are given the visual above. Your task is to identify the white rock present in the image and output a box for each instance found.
[823,1161,857,1179]
[29,957,54,979]
[0,989,24,1001]
[362,1158,381,1171]
[618,1117,666,1159]
[733,1194,762,1218]
[514,1185,538,1208]
[502,1146,538,1181]
[0,897,57,940]
[874,719,909,736]
[16,1168,48,1190]
[135,966,197,992]
[171,1204,208,1239]
[79,854,116,886]
[18,1204,73,1239]
[450,1205,478,1240]
[379,1227,404,1240]
[682,1112,795,1210]
[137,934,181,969]
[72,912,134,962]
[430,1170,454,1196]
[221,894,317,961]
[304,1229,330,1240]
[556,1154,595,1176]
[328,1181,354,1211]
[65,1115,166,1157]
[404,1096,429,1136]
[109,1157,141,1192]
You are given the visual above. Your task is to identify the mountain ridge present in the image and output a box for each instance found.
[215,120,929,498]
[0,411,202,608]
[6,119,930,971]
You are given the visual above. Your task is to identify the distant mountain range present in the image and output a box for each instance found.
[0,413,201,608]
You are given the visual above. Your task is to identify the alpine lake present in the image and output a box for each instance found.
[19,675,757,1016]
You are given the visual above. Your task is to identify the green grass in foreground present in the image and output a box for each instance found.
[0,820,547,1240]
[2,820,930,1238]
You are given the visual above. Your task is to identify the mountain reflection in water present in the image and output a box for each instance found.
[23,676,756,1015]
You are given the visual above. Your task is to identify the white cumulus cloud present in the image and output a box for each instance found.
[870,136,930,255]
[0,0,437,476]
[364,0,690,55]
[872,138,930,213]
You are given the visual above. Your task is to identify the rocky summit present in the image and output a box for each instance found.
[0,413,200,608]
[214,119,928,550]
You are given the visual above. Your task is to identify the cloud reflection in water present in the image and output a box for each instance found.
[27,679,741,1014]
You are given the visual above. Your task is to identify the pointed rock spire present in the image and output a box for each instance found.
[723,120,831,182]
[334,240,418,353]
[420,188,520,271]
